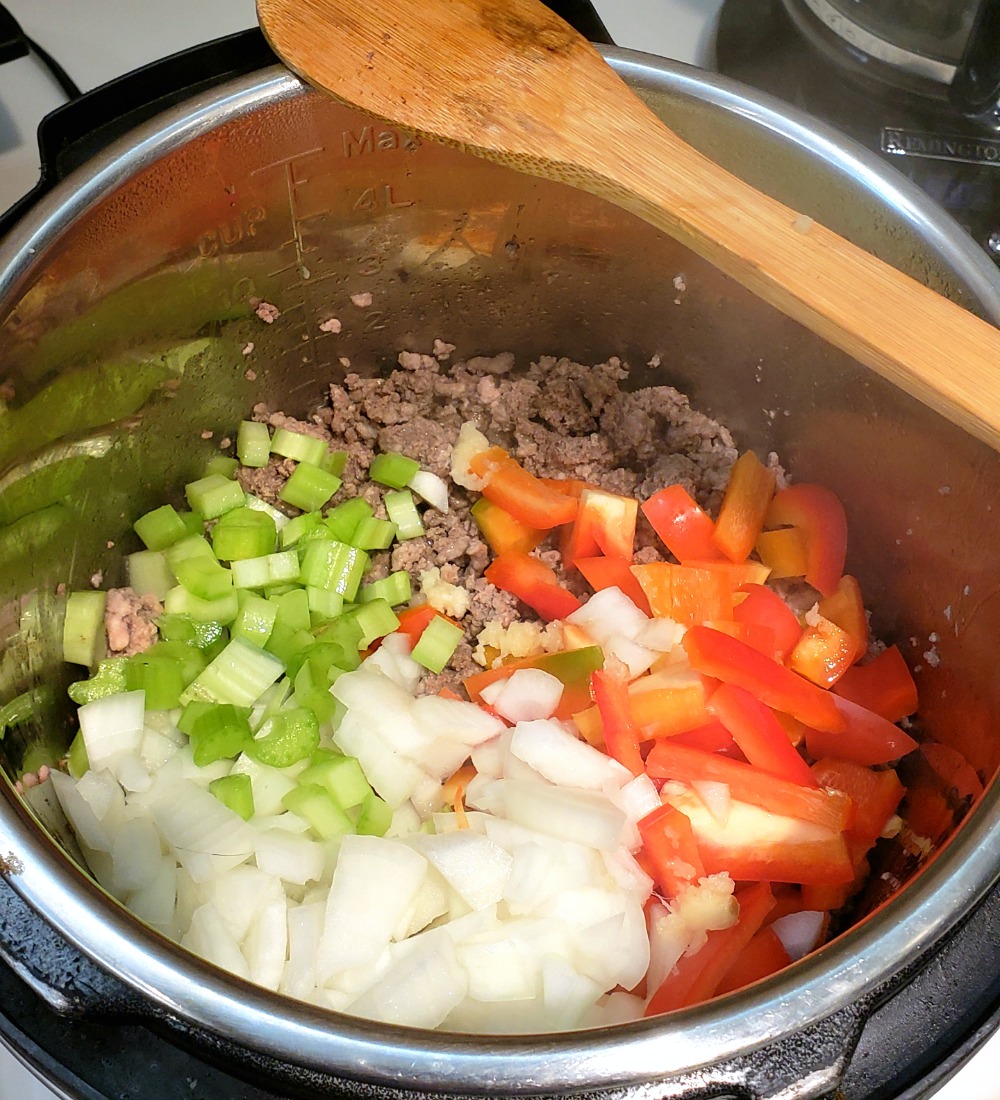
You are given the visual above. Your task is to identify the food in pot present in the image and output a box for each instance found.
[29,348,924,1032]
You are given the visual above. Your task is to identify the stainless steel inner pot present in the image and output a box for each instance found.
[1,46,1000,1099]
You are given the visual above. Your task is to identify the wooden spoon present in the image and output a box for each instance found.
[257,0,1000,451]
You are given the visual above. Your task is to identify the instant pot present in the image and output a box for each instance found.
[2,14,1000,1100]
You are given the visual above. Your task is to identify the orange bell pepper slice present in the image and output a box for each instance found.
[832,644,918,723]
[485,552,582,622]
[711,451,777,563]
[765,483,847,597]
[590,665,645,776]
[804,694,918,765]
[707,682,819,787]
[818,574,868,653]
[469,447,578,529]
[733,583,802,662]
[789,614,862,688]
[637,803,705,897]
[631,563,734,625]
[682,625,844,733]
[574,555,651,614]
[755,526,809,579]
[640,484,726,562]
[629,680,711,740]
[561,487,638,563]
[645,740,849,830]
[470,497,545,556]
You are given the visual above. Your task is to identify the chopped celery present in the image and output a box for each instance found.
[270,588,311,634]
[306,586,344,622]
[350,516,396,551]
[349,598,400,649]
[177,699,215,736]
[360,571,412,607]
[205,455,239,480]
[325,498,373,542]
[209,773,255,820]
[282,783,353,840]
[163,586,239,624]
[230,550,300,590]
[177,511,204,538]
[369,451,420,490]
[312,616,365,666]
[124,651,187,711]
[171,554,233,601]
[66,730,90,779]
[62,590,107,667]
[179,636,285,707]
[133,504,187,551]
[297,752,371,809]
[410,613,464,673]
[126,549,174,601]
[299,540,368,599]
[355,790,393,837]
[248,707,320,768]
[320,450,348,477]
[231,594,277,647]
[184,473,245,519]
[67,657,129,705]
[244,494,290,530]
[263,623,315,671]
[279,462,342,512]
[187,703,252,766]
[292,660,338,724]
[270,427,327,467]
[210,507,277,561]
[164,534,216,571]
[155,614,226,650]
[279,510,323,549]
[384,489,425,540]
[237,421,271,468]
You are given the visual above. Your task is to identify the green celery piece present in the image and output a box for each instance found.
[282,783,353,840]
[163,586,239,625]
[279,510,324,549]
[237,421,271,468]
[62,590,107,667]
[0,339,211,467]
[279,462,342,512]
[350,516,396,551]
[360,571,411,607]
[177,511,205,538]
[248,707,320,768]
[124,653,186,711]
[164,534,216,571]
[66,730,90,779]
[349,599,400,649]
[126,549,175,602]
[311,619,365,668]
[230,550,299,590]
[320,450,348,477]
[270,428,327,466]
[205,455,240,480]
[211,507,277,561]
[292,661,338,724]
[369,451,420,490]
[355,791,393,837]
[179,636,285,707]
[177,699,216,736]
[231,594,277,648]
[185,473,245,519]
[134,504,188,551]
[297,753,371,809]
[155,614,226,650]
[243,495,289,534]
[171,554,233,601]
[306,586,344,623]
[188,703,253,766]
[410,614,464,674]
[67,657,129,705]
[300,540,368,599]
[383,489,424,540]
[209,773,255,820]
[325,498,373,542]
[271,588,311,634]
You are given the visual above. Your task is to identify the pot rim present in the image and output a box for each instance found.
[1,50,999,1093]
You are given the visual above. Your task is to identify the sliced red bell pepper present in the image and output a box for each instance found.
[631,563,733,625]
[464,645,604,720]
[470,497,545,556]
[715,925,792,997]
[637,803,705,896]
[574,555,651,614]
[832,644,918,723]
[711,451,777,563]
[469,447,578,529]
[733,583,802,662]
[561,487,638,563]
[485,552,582,622]
[789,614,862,688]
[765,483,847,597]
[646,740,848,830]
[666,787,855,885]
[706,682,819,787]
[640,484,726,562]
[670,719,737,754]
[818,574,868,653]
[803,694,918,765]
[800,836,870,912]
[682,625,845,734]
[591,665,645,776]
[755,526,809,580]
[644,881,776,1014]
[810,756,904,842]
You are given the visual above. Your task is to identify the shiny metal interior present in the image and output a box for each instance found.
[1,50,999,1094]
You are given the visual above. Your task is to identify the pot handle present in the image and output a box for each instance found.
[0,4,614,243]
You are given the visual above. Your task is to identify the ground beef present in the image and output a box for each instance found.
[244,349,746,688]
[105,587,162,656]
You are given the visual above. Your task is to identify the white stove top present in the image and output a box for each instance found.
[0,1,996,1098]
